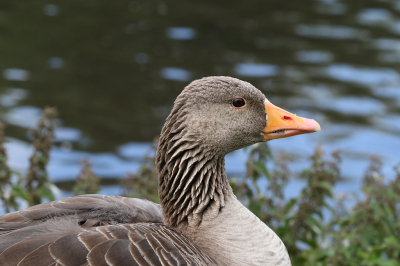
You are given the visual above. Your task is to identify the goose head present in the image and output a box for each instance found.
[159,76,320,156]
[156,76,320,227]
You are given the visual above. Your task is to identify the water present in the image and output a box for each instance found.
[1,0,399,200]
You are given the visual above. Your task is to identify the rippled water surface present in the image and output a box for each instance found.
[1,0,400,198]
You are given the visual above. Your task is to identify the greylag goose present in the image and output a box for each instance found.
[0,76,320,266]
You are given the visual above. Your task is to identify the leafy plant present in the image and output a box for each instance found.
[25,106,58,205]
[301,157,400,266]
[0,122,19,212]
[73,159,100,195]
[0,107,59,210]
[121,138,159,203]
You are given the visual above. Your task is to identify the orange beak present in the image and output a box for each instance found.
[262,101,321,140]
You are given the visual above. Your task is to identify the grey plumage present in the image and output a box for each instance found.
[0,76,295,266]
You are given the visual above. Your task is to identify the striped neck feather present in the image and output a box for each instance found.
[156,101,231,228]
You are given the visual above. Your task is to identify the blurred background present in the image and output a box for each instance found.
[1,0,399,199]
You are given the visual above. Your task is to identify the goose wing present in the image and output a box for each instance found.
[0,195,218,266]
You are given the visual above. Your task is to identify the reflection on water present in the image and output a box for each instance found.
[47,57,65,69]
[161,67,192,81]
[166,27,197,40]
[318,96,386,116]
[0,88,28,107]
[296,50,333,64]
[295,24,368,40]
[43,4,60,17]
[235,63,279,77]
[325,64,400,85]
[4,106,42,128]
[3,69,30,82]
[1,0,400,198]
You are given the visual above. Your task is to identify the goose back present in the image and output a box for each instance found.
[0,195,218,265]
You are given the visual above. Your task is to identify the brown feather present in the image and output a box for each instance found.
[0,234,59,266]
[18,243,56,266]
[48,234,88,266]
[105,240,139,266]
[78,230,109,250]
[87,240,117,266]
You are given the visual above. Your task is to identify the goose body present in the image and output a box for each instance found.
[0,77,320,266]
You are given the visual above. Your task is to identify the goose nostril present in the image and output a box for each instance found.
[283,116,293,121]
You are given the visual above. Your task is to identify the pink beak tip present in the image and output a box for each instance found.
[304,118,321,132]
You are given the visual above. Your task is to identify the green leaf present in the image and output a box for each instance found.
[252,161,270,178]
[306,215,323,235]
[38,186,55,201]
[283,198,297,214]
[11,186,29,201]
[248,198,263,218]
[384,236,399,246]
[317,181,333,195]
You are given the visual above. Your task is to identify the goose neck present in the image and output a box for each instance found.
[156,143,231,228]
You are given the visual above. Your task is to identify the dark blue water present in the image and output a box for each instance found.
[1,1,399,202]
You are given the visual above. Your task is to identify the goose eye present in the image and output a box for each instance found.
[232,97,246,108]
